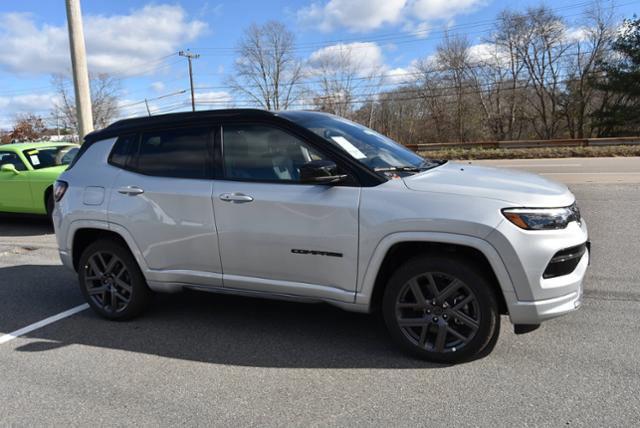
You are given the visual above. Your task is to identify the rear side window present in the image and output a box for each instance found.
[136,128,210,179]
[109,134,137,168]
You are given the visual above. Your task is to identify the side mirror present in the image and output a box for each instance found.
[0,164,19,175]
[299,160,348,184]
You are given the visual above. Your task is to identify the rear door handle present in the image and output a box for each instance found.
[117,186,144,195]
[219,192,254,203]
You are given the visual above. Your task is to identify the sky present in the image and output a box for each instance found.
[0,0,637,129]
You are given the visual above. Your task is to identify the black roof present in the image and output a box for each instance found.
[85,109,277,142]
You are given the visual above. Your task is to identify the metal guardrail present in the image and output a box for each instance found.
[406,136,640,151]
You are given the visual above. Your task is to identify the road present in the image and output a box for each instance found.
[472,156,640,183]
[0,157,639,426]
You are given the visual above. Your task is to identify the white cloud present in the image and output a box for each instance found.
[468,42,501,63]
[195,91,233,108]
[0,92,60,129]
[297,0,485,32]
[384,61,420,84]
[0,93,58,115]
[411,0,485,21]
[308,42,384,76]
[403,21,432,39]
[0,5,206,76]
[564,26,589,43]
[308,42,423,89]
[150,81,166,92]
[298,0,407,32]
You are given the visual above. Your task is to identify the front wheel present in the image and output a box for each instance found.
[45,192,54,221]
[382,256,500,363]
[78,239,152,320]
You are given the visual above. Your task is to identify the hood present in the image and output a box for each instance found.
[402,161,574,207]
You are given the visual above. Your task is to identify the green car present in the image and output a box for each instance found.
[0,142,79,218]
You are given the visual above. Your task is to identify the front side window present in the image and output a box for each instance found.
[0,152,27,171]
[136,128,210,179]
[21,146,77,170]
[222,124,326,182]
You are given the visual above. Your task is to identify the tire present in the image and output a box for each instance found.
[382,255,500,364]
[45,191,54,221]
[78,239,152,320]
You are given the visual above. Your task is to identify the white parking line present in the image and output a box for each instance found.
[0,303,89,345]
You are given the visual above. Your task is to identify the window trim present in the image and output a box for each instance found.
[217,121,359,186]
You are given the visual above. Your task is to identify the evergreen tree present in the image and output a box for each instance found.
[593,16,640,136]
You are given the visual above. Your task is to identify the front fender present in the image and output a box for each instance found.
[355,231,517,309]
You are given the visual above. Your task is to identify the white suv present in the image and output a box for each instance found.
[53,110,589,363]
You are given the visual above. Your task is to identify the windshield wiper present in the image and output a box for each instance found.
[373,166,425,172]
[374,160,447,173]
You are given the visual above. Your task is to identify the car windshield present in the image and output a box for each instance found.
[280,111,443,174]
[22,145,78,170]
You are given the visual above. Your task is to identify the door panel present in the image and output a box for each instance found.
[213,180,360,295]
[214,123,360,297]
[109,170,221,279]
[0,152,33,212]
[106,127,221,284]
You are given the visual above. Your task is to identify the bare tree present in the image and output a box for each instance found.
[501,7,572,139]
[227,21,305,110]
[434,34,480,141]
[1,113,47,144]
[51,73,121,138]
[472,13,531,141]
[309,44,382,118]
[414,59,452,142]
[560,1,616,138]
[413,35,485,142]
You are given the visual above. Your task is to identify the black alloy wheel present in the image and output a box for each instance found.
[78,239,152,320]
[395,272,480,353]
[84,251,132,314]
[383,256,500,363]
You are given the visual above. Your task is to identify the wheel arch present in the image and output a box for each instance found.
[43,184,53,212]
[71,227,130,271]
[70,222,148,275]
[357,232,515,314]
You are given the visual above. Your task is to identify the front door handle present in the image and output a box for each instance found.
[117,186,144,195]
[219,192,254,203]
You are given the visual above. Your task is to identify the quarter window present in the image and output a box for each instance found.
[136,128,210,179]
[110,134,137,169]
[222,124,326,182]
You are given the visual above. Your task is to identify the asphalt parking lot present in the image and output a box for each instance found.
[1,158,639,426]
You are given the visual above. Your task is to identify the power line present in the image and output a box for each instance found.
[192,48,607,93]
[190,0,636,56]
[118,89,188,110]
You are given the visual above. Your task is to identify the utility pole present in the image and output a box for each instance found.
[179,50,200,112]
[144,99,152,116]
[65,0,93,140]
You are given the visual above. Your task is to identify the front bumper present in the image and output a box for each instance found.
[487,218,590,325]
[505,247,587,324]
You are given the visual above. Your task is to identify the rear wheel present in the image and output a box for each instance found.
[382,255,500,363]
[78,239,152,320]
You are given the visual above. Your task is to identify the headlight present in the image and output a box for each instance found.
[502,203,581,230]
